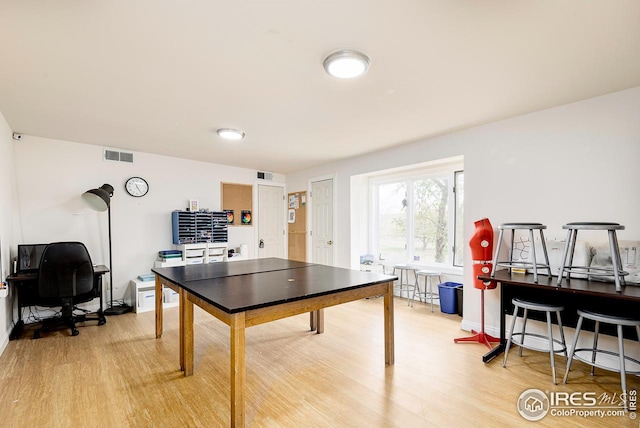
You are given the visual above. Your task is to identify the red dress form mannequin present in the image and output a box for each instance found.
[455,218,500,349]
[469,218,497,290]
[469,218,494,262]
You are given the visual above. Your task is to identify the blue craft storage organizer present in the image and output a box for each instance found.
[438,282,462,314]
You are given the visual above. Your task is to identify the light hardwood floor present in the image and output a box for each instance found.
[0,297,638,427]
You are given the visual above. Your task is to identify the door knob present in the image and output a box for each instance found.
[327,240,333,245]
[259,239,264,248]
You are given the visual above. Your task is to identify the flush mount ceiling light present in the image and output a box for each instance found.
[216,128,245,141]
[323,49,370,79]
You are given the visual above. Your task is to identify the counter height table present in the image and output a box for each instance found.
[480,270,640,363]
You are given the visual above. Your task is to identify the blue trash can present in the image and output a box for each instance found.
[438,282,462,314]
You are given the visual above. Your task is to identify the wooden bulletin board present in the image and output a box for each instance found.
[221,183,253,226]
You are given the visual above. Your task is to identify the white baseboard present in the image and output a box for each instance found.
[460,319,501,339]
[0,331,8,358]
[460,318,563,348]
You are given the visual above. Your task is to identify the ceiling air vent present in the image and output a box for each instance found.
[257,171,273,180]
[104,149,134,163]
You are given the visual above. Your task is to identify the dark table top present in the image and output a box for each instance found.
[152,258,315,283]
[157,261,396,314]
[480,270,640,302]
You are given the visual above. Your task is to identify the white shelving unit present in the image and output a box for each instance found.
[130,279,179,313]
[153,258,186,268]
[179,242,228,265]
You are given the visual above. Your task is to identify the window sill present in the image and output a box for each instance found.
[376,261,463,276]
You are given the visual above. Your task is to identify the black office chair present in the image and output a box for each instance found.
[34,242,106,338]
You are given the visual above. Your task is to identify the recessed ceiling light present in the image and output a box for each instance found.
[216,128,245,140]
[323,49,370,79]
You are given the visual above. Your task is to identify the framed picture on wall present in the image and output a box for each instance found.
[241,210,252,225]
[189,199,199,212]
[226,210,234,224]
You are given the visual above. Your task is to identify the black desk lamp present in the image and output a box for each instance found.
[82,184,132,315]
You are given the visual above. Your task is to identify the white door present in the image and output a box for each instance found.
[311,178,334,265]
[258,184,285,258]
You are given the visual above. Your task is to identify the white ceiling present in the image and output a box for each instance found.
[1,1,639,174]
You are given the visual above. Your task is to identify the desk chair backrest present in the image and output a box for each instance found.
[38,242,95,300]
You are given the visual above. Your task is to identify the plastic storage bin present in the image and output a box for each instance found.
[163,288,179,304]
[138,290,155,308]
[438,282,462,314]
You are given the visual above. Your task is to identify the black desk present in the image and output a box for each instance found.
[152,259,396,427]
[480,270,640,363]
[7,264,109,339]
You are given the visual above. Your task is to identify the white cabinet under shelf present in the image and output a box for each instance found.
[130,279,179,313]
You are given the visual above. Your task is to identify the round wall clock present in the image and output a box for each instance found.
[125,177,149,197]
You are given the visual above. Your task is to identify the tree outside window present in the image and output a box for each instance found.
[413,177,449,264]
[374,169,463,267]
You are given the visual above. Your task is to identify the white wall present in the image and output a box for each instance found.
[2,87,639,356]
[11,135,284,308]
[0,111,19,353]
[287,86,640,342]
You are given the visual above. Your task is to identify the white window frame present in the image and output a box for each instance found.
[369,164,463,269]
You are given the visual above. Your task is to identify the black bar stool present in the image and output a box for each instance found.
[557,222,627,291]
[563,309,640,411]
[491,223,551,283]
[503,298,567,384]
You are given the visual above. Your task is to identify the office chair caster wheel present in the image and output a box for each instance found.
[33,331,41,339]
[98,317,106,326]
[71,328,79,336]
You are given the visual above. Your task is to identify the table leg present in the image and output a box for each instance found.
[383,281,395,365]
[10,321,24,340]
[12,282,24,339]
[230,312,246,427]
[183,294,194,377]
[155,275,163,339]
[316,309,324,334]
[179,289,186,371]
[98,276,106,324]
[310,311,317,331]
[482,282,507,363]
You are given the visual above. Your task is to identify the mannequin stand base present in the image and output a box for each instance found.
[454,330,500,350]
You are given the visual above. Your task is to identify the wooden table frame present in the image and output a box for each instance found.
[155,275,328,371]
[154,273,395,427]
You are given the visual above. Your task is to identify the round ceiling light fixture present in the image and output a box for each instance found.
[323,49,370,79]
[216,128,245,141]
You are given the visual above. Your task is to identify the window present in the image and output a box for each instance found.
[372,168,464,268]
[453,170,464,267]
